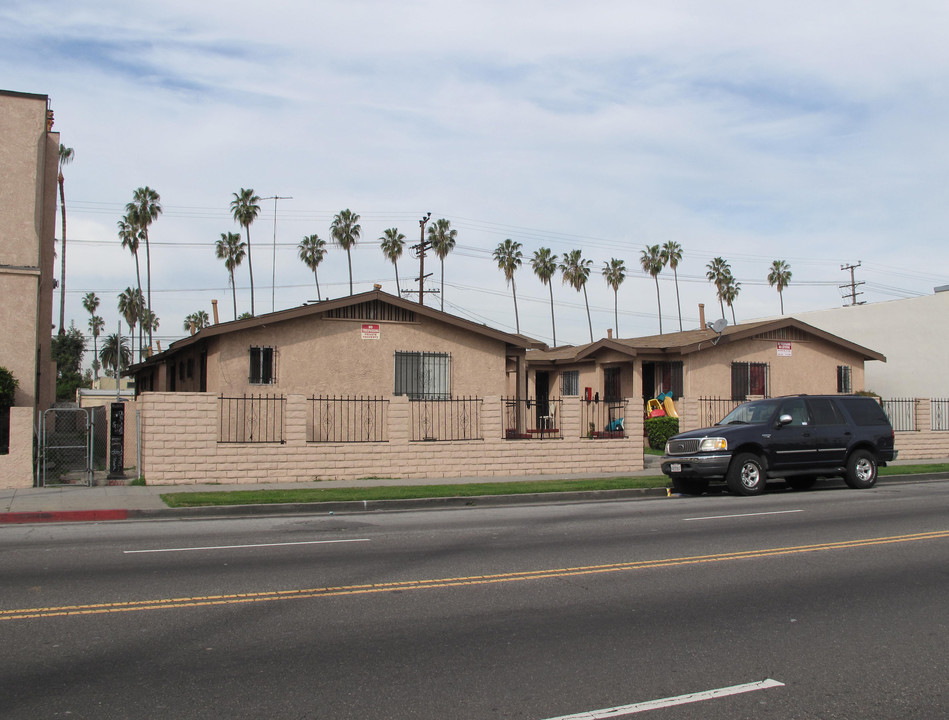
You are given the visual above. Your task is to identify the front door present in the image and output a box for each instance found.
[535,371,550,428]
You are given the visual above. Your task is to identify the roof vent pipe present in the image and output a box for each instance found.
[607,328,613,339]
[211,299,219,325]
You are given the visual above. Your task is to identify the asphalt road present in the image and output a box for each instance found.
[1,477,948,719]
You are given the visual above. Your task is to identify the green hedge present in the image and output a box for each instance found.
[0,366,17,408]
[644,416,679,450]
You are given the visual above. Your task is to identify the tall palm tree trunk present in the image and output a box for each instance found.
[440,258,445,311]
[512,278,520,334]
[654,277,663,334]
[314,270,322,303]
[246,227,255,316]
[613,290,619,337]
[58,178,67,334]
[230,268,238,320]
[393,261,400,296]
[779,290,785,315]
[673,269,682,331]
[346,248,353,295]
[582,286,593,343]
[144,229,152,349]
[548,284,557,347]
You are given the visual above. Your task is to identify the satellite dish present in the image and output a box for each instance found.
[708,318,728,334]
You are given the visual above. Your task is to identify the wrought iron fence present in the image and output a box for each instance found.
[697,397,744,427]
[411,397,482,441]
[882,398,918,432]
[579,399,628,439]
[932,399,949,432]
[219,394,286,443]
[501,398,563,439]
[310,396,388,442]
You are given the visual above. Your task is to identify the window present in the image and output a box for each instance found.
[249,347,275,384]
[837,365,852,393]
[561,370,579,396]
[807,398,844,425]
[645,361,683,399]
[604,367,622,402]
[394,351,450,399]
[731,362,769,400]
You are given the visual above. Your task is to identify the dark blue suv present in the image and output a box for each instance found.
[661,395,897,496]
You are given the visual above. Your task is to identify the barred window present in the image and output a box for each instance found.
[731,362,769,400]
[249,347,275,385]
[394,351,450,399]
[561,370,579,396]
[837,365,852,393]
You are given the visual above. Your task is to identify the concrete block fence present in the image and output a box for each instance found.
[138,393,646,485]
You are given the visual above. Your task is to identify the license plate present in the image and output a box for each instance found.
[670,463,682,473]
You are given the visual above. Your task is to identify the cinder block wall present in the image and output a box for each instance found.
[139,393,646,485]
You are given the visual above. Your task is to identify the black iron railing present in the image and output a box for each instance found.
[219,394,286,443]
[501,397,563,439]
[580,399,628,439]
[310,396,388,443]
[882,398,918,432]
[932,399,949,432]
[696,397,744,427]
[411,397,482,441]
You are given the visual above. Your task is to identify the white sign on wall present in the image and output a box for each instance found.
[361,323,380,340]
[777,341,792,357]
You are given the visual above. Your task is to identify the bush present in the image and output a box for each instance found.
[0,366,18,408]
[645,416,679,450]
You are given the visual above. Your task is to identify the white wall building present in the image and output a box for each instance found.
[791,289,949,398]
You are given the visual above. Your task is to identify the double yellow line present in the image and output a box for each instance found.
[4,530,948,622]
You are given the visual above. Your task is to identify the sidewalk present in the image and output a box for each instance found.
[1,457,946,524]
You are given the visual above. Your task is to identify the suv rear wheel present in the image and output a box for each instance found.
[727,453,766,496]
[844,449,878,489]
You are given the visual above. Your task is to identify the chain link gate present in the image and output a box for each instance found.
[37,407,96,487]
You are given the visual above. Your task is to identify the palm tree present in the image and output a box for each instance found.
[57,145,75,335]
[230,188,261,315]
[88,315,104,381]
[126,187,162,350]
[427,218,457,311]
[640,244,665,334]
[531,247,559,346]
[722,273,741,324]
[767,260,792,314]
[706,257,732,319]
[117,214,144,318]
[117,287,143,361]
[298,234,327,302]
[379,228,406,296]
[560,249,594,343]
[140,309,159,356]
[99,334,131,380]
[493,239,524,333]
[82,292,100,379]
[602,258,627,337]
[661,241,684,331]
[184,311,210,333]
[330,209,361,295]
[216,231,247,320]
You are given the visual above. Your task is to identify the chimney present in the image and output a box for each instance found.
[698,303,706,329]
[211,299,219,325]
[607,328,613,339]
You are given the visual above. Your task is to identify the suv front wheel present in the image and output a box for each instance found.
[727,453,766,496]
[844,449,878,489]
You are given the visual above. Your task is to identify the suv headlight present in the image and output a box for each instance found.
[699,437,727,452]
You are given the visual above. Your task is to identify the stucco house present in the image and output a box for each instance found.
[526,315,885,410]
[131,288,544,399]
[0,90,59,487]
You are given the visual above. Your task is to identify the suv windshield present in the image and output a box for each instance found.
[717,399,780,426]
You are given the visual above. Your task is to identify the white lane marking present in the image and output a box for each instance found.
[684,510,803,522]
[123,539,370,554]
[542,678,785,719]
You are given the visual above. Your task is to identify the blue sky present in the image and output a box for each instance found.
[4,0,949,350]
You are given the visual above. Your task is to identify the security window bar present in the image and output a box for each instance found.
[249,347,275,385]
[394,351,450,399]
[837,365,852,393]
[731,362,769,400]
[561,370,579,396]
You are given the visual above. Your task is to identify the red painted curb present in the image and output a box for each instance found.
[0,510,129,524]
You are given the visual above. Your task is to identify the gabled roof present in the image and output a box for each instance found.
[528,317,885,364]
[132,289,545,370]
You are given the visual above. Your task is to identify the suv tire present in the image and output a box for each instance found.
[672,478,710,496]
[727,453,766,496]
[844,449,878,489]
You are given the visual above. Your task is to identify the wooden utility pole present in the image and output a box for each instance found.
[840,262,865,306]
[416,212,432,305]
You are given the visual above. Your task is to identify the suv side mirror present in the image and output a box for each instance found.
[777,414,793,426]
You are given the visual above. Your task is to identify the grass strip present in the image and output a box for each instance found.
[160,476,670,508]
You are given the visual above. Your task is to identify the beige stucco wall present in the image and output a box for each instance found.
[678,335,866,397]
[0,91,58,412]
[139,392,645,484]
[0,407,35,488]
[186,313,513,398]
